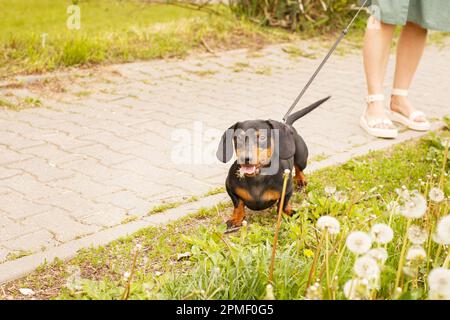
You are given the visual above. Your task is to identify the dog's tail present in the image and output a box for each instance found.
[285,96,331,126]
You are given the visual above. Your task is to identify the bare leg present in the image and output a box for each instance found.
[363,20,396,128]
[391,22,428,122]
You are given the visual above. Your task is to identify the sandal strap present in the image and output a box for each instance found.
[409,110,426,121]
[367,117,393,127]
[392,89,408,97]
[366,94,385,103]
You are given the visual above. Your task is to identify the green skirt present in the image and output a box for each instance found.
[364,0,450,32]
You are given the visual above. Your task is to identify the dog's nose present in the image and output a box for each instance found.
[238,155,251,164]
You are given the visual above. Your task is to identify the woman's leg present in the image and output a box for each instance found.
[363,20,396,126]
[391,21,428,122]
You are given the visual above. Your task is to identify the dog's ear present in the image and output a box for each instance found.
[216,123,237,163]
[267,120,295,160]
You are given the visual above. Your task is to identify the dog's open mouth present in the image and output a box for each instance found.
[239,164,258,176]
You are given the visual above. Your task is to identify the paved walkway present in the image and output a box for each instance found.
[0,40,449,271]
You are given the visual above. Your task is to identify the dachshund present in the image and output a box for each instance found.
[216,96,330,228]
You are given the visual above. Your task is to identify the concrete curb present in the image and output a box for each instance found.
[0,123,441,285]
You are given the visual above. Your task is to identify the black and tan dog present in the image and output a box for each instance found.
[217,96,330,229]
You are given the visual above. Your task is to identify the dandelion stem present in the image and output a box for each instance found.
[394,219,412,292]
[325,231,332,299]
[268,170,290,285]
[439,141,448,189]
[433,244,443,268]
[443,249,450,268]
[306,231,325,291]
[121,247,140,300]
[330,235,346,287]
[425,222,436,276]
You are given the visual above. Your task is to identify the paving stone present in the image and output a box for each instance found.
[23,211,101,243]
[0,174,56,200]
[2,229,59,252]
[78,207,129,228]
[6,158,74,183]
[72,144,133,166]
[50,175,122,198]
[0,167,21,179]
[94,190,149,211]
[0,146,32,165]
[0,190,52,220]
[0,221,40,242]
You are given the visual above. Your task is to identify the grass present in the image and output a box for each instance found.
[0,96,42,111]
[0,0,294,79]
[282,45,317,59]
[1,1,448,81]
[1,130,449,300]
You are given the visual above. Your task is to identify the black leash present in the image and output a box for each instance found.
[282,0,370,123]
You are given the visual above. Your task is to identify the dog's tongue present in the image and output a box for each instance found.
[241,165,256,175]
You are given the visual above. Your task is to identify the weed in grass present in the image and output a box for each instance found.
[6,250,34,262]
[310,153,330,162]
[186,69,218,77]
[74,90,92,98]
[282,45,317,59]
[232,62,250,73]
[121,215,139,225]
[254,66,272,76]
[0,96,42,110]
[147,202,182,215]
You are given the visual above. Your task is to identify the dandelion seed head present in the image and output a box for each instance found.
[406,245,427,262]
[399,193,427,219]
[354,256,380,280]
[370,223,394,244]
[407,225,428,245]
[436,216,450,245]
[123,271,131,280]
[428,268,450,297]
[305,284,322,300]
[317,215,340,235]
[429,187,445,203]
[346,231,372,254]
[428,290,450,300]
[343,279,370,300]
[367,248,388,265]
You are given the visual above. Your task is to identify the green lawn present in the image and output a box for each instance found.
[1,129,448,300]
[0,0,292,78]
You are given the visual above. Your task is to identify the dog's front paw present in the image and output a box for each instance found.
[283,204,296,217]
[294,170,307,190]
[295,178,307,189]
[226,219,243,229]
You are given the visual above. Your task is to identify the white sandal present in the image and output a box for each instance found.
[389,89,430,131]
[360,94,398,139]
